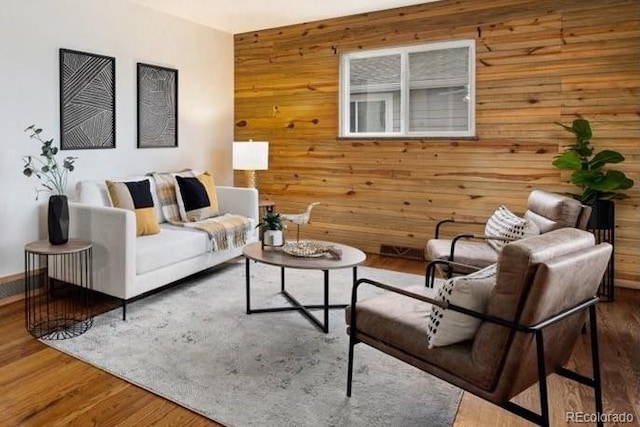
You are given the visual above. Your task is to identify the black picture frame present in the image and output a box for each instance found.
[137,63,178,148]
[59,48,116,150]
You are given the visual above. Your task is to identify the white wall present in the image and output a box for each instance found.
[0,0,234,276]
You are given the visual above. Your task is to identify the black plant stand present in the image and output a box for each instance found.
[587,200,615,302]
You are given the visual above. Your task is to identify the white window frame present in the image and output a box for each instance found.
[350,93,394,133]
[339,39,475,138]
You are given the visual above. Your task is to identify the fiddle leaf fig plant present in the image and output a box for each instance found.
[553,119,634,203]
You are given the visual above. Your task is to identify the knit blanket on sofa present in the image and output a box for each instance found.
[152,171,252,251]
[180,214,251,251]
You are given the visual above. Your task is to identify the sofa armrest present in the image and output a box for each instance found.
[68,202,136,299]
[216,186,259,223]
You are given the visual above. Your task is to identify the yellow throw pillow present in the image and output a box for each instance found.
[197,172,219,215]
[106,179,160,236]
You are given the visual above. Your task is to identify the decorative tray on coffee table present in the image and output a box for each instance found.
[282,240,342,259]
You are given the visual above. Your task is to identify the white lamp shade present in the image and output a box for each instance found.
[233,141,269,170]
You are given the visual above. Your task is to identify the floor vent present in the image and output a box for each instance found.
[379,244,424,260]
[0,277,25,300]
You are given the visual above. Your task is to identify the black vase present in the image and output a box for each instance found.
[48,195,69,245]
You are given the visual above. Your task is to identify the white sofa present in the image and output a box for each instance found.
[69,177,259,319]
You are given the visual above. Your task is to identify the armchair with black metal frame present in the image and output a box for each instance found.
[347,228,611,427]
[425,190,592,280]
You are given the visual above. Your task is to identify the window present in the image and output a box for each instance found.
[340,40,475,138]
[350,93,393,133]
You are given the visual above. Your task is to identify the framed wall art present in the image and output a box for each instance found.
[137,63,178,148]
[59,48,116,150]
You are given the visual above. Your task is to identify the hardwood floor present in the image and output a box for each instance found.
[1,255,638,426]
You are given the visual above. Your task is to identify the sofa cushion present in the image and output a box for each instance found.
[77,176,165,223]
[106,179,160,236]
[175,172,220,222]
[484,205,539,251]
[136,224,210,275]
[426,264,497,348]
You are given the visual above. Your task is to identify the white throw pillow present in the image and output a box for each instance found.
[484,205,539,251]
[426,264,498,348]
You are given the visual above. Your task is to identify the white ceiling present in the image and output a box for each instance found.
[126,0,438,34]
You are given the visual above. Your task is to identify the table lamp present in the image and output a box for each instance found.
[233,141,269,188]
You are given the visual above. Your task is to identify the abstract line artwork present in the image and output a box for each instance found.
[137,63,178,148]
[59,49,115,150]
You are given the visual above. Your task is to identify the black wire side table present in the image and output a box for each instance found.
[24,239,94,339]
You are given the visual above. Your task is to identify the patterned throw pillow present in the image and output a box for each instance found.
[106,179,160,236]
[426,264,498,348]
[175,172,220,222]
[484,205,540,251]
[151,170,194,223]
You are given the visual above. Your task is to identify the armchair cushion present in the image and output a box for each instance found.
[346,284,433,351]
[484,205,540,251]
[426,239,498,273]
[427,264,497,348]
[523,190,585,232]
[346,284,492,391]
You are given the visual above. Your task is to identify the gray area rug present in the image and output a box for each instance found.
[46,260,461,426]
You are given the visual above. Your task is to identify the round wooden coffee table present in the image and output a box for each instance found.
[243,241,366,333]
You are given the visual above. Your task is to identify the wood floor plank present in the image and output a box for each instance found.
[0,254,638,426]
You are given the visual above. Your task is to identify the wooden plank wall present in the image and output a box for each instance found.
[234,0,640,288]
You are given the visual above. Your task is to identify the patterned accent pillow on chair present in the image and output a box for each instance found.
[426,263,498,348]
[484,205,540,251]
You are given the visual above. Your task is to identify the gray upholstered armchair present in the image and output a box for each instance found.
[346,228,612,427]
[425,190,592,282]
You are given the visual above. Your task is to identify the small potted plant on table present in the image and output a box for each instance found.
[259,211,284,247]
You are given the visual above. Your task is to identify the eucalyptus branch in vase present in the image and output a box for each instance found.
[22,125,77,199]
